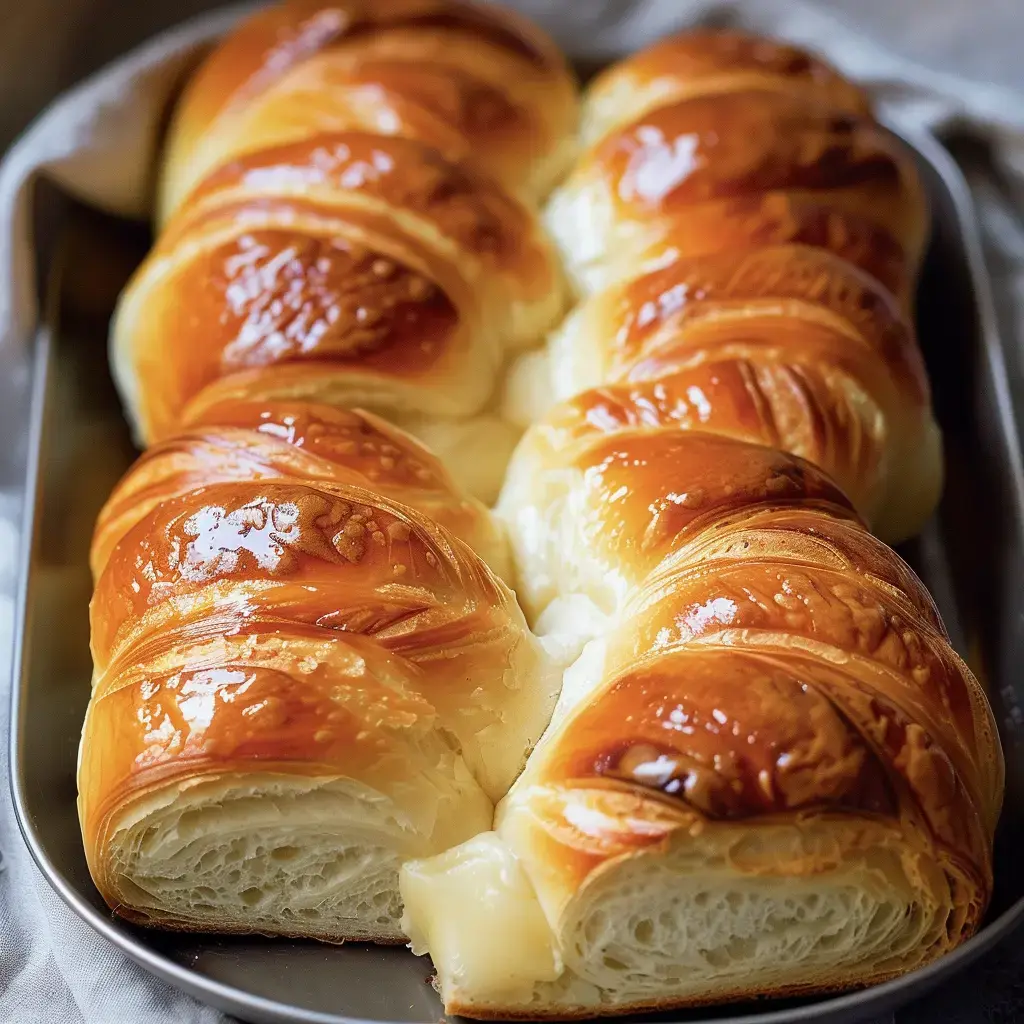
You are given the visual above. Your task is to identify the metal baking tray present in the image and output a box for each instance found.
[10,112,1024,1024]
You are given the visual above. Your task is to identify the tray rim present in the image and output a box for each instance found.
[10,122,1024,1024]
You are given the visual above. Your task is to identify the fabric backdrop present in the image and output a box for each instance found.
[1,2,1023,1022]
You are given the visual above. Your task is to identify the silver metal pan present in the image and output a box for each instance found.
[9,118,1024,1024]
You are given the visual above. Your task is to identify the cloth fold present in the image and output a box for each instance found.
[1,2,1022,1022]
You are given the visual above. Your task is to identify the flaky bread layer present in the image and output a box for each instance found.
[89,771,492,942]
[403,806,976,1018]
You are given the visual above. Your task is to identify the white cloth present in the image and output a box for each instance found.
[1,2,1023,1022]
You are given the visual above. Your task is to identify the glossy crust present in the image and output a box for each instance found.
[548,80,926,304]
[446,432,1001,1015]
[499,428,857,619]
[91,397,510,581]
[544,30,937,542]
[83,470,554,936]
[114,129,566,443]
[546,244,942,540]
[158,0,579,219]
[89,478,533,796]
[581,30,871,145]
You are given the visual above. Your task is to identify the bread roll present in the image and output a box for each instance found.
[534,242,942,543]
[157,0,579,221]
[113,129,567,452]
[403,433,1000,1018]
[91,397,511,580]
[549,51,925,302]
[83,469,557,939]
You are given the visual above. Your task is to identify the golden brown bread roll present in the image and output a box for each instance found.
[90,397,510,582]
[511,28,935,543]
[404,438,1000,1016]
[579,29,872,146]
[83,488,554,939]
[549,74,926,303]
[157,0,579,221]
[113,129,567,461]
[535,242,942,542]
[398,25,1003,1019]
[83,462,558,938]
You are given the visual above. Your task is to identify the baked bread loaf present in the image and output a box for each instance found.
[549,31,924,303]
[399,28,1003,1018]
[515,28,937,544]
[80,0,1004,1014]
[511,240,941,543]
[80,0,573,943]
